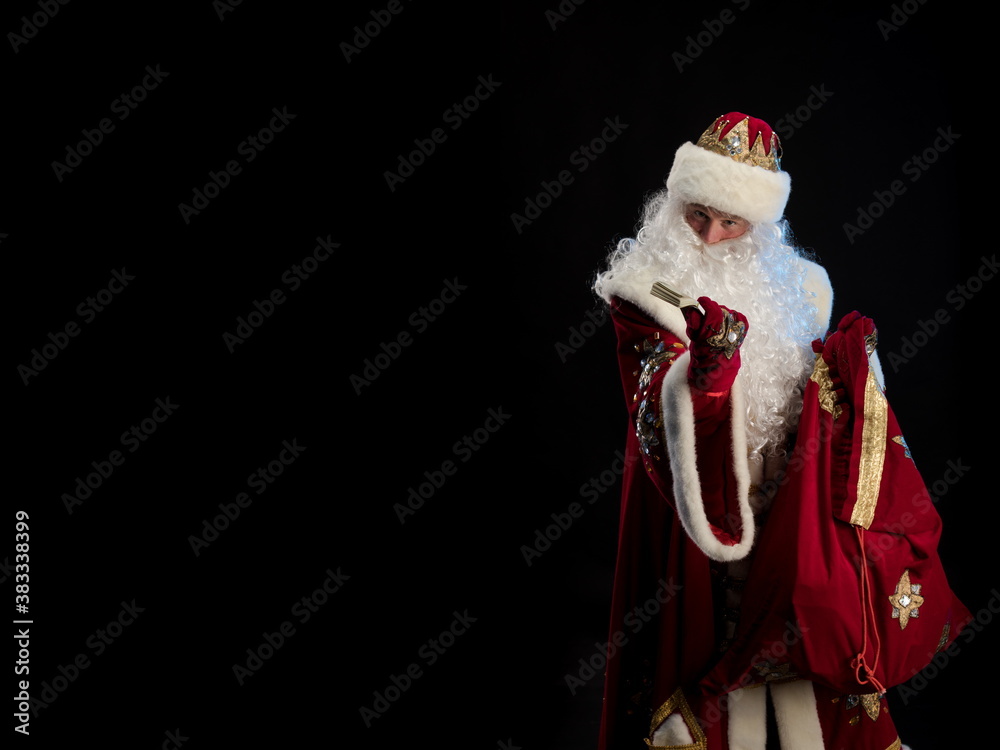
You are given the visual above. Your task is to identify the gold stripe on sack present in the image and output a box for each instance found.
[851,367,888,529]
[809,352,842,421]
[884,739,902,750]
[645,688,707,749]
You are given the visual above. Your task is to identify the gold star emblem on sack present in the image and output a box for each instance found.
[888,569,924,629]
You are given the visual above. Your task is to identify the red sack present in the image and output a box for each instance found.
[701,311,971,697]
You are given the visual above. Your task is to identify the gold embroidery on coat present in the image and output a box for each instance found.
[860,692,881,721]
[646,687,707,749]
[633,338,682,462]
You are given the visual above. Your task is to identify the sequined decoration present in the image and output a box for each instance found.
[860,693,881,721]
[704,310,746,359]
[936,622,951,652]
[840,692,882,724]
[751,661,798,683]
[865,328,879,356]
[892,435,913,460]
[888,569,925,629]
[723,134,742,158]
[632,337,683,462]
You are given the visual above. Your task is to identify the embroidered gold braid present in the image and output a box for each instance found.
[809,352,842,421]
[852,367,887,529]
[645,688,707,749]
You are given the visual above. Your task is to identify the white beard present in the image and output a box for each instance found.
[597,193,820,461]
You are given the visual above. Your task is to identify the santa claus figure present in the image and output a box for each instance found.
[593,112,967,749]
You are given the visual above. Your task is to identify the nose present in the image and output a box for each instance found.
[700,220,726,245]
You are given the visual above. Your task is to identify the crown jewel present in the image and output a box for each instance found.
[695,113,782,172]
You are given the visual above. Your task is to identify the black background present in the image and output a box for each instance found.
[7,1,990,747]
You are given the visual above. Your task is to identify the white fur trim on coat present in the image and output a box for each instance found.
[661,354,755,561]
[666,142,791,224]
[601,259,833,562]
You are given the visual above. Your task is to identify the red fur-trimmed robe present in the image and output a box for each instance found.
[596,259,921,749]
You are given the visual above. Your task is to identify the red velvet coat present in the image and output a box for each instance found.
[594,259,955,749]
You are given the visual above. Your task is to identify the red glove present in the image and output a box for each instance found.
[683,296,749,394]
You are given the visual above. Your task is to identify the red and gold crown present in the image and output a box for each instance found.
[695,113,782,172]
[666,111,791,224]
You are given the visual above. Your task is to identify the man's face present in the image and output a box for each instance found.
[683,203,749,245]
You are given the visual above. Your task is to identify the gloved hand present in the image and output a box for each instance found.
[683,296,749,394]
